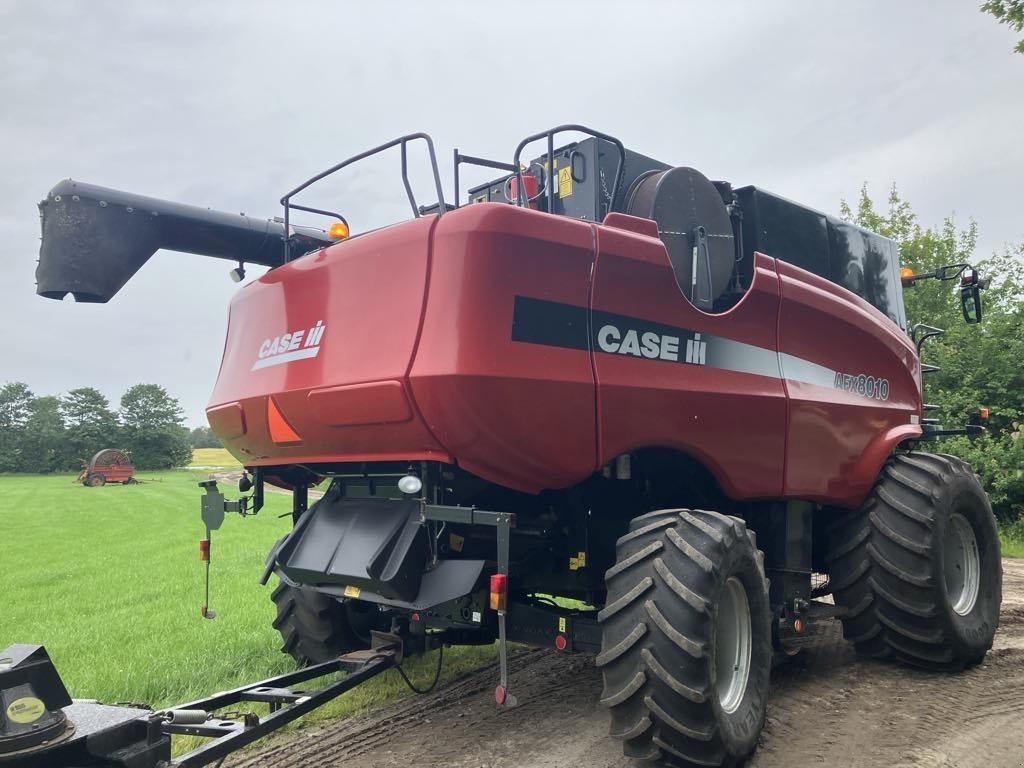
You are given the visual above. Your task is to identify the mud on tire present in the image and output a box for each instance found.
[271,581,389,666]
[827,452,1001,670]
[598,509,771,767]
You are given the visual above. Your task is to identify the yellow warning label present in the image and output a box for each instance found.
[558,167,573,198]
[577,551,587,568]
[343,585,361,599]
[6,696,45,724]
[558,617,567,633]
[449,533,465,553]
[569,556,580,571]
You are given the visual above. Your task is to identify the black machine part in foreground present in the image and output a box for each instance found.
[36,179,332,303]
[0,640,400,768]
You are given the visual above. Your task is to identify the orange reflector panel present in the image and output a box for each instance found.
[900,267,915,280]
[267,397,302,444]
[979,407,989,420]
[328,221,350,240]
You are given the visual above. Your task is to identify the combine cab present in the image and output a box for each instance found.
[77,448,135,486]
[34,125,998,768]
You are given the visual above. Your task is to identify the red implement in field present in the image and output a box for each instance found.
[77,448,135,486]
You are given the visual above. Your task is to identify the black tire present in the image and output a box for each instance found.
[271,581,390,666]
[827,452,1001,670]
[85,473,105,487]
[598,509,771,767]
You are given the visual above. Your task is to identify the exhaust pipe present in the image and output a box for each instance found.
[37,179,332,303]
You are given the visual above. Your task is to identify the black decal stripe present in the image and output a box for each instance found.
[512,296,590,351]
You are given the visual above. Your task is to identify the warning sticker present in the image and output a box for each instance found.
[558,617,567,633]
[449,533,465,553]
[558,167,573,198]
[343,585,361,599]
[6,696,45,724]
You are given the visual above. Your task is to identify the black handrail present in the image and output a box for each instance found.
[512,125,626,217]
[280,133,446,261]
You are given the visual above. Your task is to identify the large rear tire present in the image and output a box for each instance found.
[827,452,1001,670]
[271,581,390,666]
[599,509,771,767]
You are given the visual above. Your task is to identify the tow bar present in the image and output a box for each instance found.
[1,635,401,768]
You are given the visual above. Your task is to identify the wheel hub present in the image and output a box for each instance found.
[943,513,980,616]
[715,576,752,714]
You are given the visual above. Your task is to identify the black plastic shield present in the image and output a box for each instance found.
[275,495,429,602]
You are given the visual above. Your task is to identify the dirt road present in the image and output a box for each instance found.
[231,559,1024,768]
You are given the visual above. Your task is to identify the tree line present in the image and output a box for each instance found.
[0,383,217,472]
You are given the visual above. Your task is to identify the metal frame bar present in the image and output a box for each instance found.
[421,505,516,574]
[161,652,395,767]
[453,150,518,209]
[280,133,446,261]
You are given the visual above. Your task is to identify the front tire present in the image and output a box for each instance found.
[598,509,771,767]
[271,581,390,666]
[828,452,1001,670]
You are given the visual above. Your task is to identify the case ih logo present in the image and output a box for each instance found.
[252,321,327,371]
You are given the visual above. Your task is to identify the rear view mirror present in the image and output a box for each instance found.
[961,284,982,324]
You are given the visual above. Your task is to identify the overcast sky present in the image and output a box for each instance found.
[2,1,1022,426]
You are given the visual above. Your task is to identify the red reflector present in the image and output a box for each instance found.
[554,634,568,652]
[267,397,302,444]
[489,573,508,611]
[199,539,210,561]
[494,684,507,705]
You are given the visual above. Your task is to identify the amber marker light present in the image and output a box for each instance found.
[328,220,350,240]
[900,267,915,283]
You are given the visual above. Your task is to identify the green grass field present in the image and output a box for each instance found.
[0,461,496,734]
[188,447,241,468]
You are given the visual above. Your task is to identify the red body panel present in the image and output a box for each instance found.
[775,261,921,505]
[207,204,923,506]
[409,205,598,491]
[591,228,787,500]
[207,215,451,464]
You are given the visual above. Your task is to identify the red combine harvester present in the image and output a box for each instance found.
[77,448,136,486]
[14,126,997,768]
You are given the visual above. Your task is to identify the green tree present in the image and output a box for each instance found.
[982,0,1024,53]
[188,425,222,449]
[842,187,1024,520]
[119,384,191,470]
[16,396,66,473]
[0,382,35,472]
[60,387,121,470]
[120,384,184,431]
